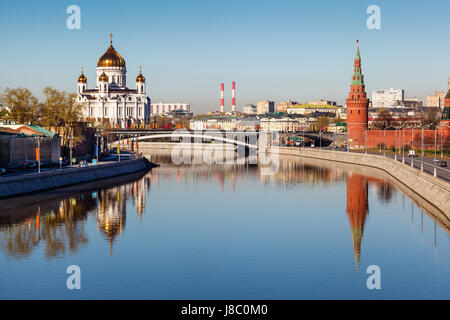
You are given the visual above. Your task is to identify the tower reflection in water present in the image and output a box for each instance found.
[346,173,368,271]
[0,159,425,269]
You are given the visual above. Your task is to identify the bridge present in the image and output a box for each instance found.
[106,129,337,150]
[107,130,260,150]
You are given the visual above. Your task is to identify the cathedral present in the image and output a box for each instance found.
[77,35,151,128]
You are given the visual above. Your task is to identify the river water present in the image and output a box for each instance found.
[0,154,449,299]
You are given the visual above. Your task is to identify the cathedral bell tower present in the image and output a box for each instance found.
[77,66,87,94]
[136,66,146,94]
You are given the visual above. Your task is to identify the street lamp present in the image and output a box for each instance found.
[118,134,122,162]
[421,128,424,171]
[94,128,103,164]
[35,136,41,174]
[434,129,437,177]
[394,128,397,160]
[411,128,414,168]
[402,129,405,164]
[69,132,74,168]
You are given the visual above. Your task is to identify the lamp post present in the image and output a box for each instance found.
[319,131,322,149]
[347,126,349,153]
[394,128,397,160]
[402,129,405,164]
[411,128,414,168]
[365,129,367,154]
[379,130,381,153]
[302,128,305,148]
[118,134,122,162]
[69,132,73,168]
[36,136,41,174]
[434,129,437,177]
[421,128,424,171]
[441,127,443,159]
[95,132,100,164]
[383,129,386,157]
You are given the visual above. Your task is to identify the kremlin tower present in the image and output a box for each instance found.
[346,173,369,271]
[346,41,369,148]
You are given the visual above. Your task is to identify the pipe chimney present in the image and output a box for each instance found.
[220,83,224,113]
[232,81,236,112]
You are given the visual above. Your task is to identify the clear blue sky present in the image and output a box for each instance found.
[1,0,449,112]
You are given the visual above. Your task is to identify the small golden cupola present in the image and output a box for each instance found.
[78,67,87,83]
[98,71,109,82]
[136,66,145,83]
[97,34,126,68]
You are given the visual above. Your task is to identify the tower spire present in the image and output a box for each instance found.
[355,40,360,59]
[109,33,113,45]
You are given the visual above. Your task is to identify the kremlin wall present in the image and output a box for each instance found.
[346,41,450,151]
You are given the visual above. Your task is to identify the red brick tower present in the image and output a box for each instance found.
[346,40,369,148]
[346,173,369,271]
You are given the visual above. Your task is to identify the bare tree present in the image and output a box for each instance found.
[0,87,40,123]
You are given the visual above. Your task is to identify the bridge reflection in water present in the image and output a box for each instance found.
[0,155,446,270]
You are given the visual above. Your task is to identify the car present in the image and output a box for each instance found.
[408,150,416,157]
[440,160,447,167]
[78,160,88,168]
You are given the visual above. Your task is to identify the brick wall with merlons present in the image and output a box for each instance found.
[362,128,450,151]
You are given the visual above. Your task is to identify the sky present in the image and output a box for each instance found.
[0,0,449,113]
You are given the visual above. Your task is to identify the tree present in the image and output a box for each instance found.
[41,87,84,148]
[0,87,40,123]
[0,108,9,119]
[372,108,394,130]
[421,109,440,129]
[316,116,330,131]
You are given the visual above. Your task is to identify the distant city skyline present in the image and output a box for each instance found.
[1,0,449,113]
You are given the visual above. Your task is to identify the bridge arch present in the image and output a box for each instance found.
[109,132,258,150]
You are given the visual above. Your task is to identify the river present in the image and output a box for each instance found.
[0,153,448,299]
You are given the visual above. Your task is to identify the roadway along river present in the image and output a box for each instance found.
[0,153,448,299]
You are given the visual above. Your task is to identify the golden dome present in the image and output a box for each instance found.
[136,72,145,83]
[97,35,126,68]
[98,71,109,82]
[78,72,87,83]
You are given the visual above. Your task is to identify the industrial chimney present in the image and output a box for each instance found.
[232,81,236,112]
[220,83,224,113]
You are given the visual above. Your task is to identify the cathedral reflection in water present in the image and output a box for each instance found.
[0,159,411,270]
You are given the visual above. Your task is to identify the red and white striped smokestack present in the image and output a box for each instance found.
[231,81,236,112]
[220,83,224,113]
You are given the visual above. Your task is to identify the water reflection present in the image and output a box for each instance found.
[346,173,368,271]
[0,156,447,266]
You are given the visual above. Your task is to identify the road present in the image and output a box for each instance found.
[0,152,136,178]
[293,146,450,182]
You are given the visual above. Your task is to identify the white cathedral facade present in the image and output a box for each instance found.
[77,36,151,128]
